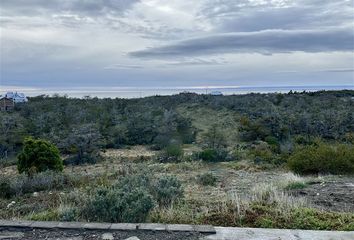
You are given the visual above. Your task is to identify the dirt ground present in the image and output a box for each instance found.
[1,146,353,214]
[290,177,354,213]
[0,228,204,240]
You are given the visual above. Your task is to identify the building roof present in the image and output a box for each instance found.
[2,92,28,102]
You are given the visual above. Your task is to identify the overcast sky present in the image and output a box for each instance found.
[1,0,354,91]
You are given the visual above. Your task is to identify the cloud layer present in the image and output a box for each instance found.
[1,0,353,90]
[130,28,354,58]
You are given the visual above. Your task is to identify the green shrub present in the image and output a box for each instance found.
[288,143,354,175]
[17,137,63,175]
[265,136,279,147]
[116,172,152,192]
[197,172,217,186]
[153,175,184,207]
[163,144,184,161]
[0,178,14,199]
[83,186,154,223]
[251,143,274,164]
[28,210,59,221]
[285,182,308,190]
[59,207,79,222]
[199,148,228,162]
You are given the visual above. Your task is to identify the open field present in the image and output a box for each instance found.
[1,92,354,230]
[1,146,353,230]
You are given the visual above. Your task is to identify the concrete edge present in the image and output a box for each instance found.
[0,220,216,233]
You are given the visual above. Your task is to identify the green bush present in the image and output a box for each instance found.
[83,186,154,223]
[59,207,78,222]
[28,210,59,221]
[153,175,184,207]
[17,137,63,175]
[197,172,217,186]
[116,172,152,192]
[0,178,14,199]
[165,144,183,158]
[285,182,308,190]
[199,148,228,162]
[288,143,354,175]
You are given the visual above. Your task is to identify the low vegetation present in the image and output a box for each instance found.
[288,142,354,175]
[0,91,353,230]
[196,172,217,186]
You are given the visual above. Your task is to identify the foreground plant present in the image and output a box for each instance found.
[17,137,63,175]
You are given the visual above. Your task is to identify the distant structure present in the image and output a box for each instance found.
[3,92,28,103]
[0,92,28,111]
[210,91,223,96]
[0,97,15,111]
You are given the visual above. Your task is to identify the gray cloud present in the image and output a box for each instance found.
[130,28,354,58]
[104,64,143,70]
[0,0,140,16]
[1,0,354,90]
[199,0,353,32]
[164,58,227,66]
[318,68,354,73]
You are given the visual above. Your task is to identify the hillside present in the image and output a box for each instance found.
[0,90,354,230]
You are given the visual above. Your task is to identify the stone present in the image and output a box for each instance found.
[124,237,140,240]
[102,233,114,240]
[138,223,166,231]
[110,223,137,231]
[193,225,216,233]
[202,227,354,240]
[57,222,85,229]
[83,223,111,230]
[0,231,24,239]
[0,220,33,228]
[166,224,194,232]
[46,238,82,240]
[31,221,60,228]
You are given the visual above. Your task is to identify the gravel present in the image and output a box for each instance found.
[0,228,205,240]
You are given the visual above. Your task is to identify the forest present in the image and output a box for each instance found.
[1,90,354,168]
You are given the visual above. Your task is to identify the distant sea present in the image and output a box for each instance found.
[1,85,353,98]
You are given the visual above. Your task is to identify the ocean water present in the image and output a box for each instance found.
[1,85,353,98]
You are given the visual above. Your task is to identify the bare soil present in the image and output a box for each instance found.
[289,177,354,212]
[0,228,204,240]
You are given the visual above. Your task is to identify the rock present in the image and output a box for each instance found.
[125,237,140,240]
[102,233,114,240]
[0,231,24,239]
[33,192,39,197]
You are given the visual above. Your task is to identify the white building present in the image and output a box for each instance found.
[2,92,28,103]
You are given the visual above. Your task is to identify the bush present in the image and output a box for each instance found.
[0,178,14,199]
[285,182,308,190]
[0,171,78,198]
[197,172,217,186]
[83,186,154,223]
[153,175,184,207]
[164,144,184,159]
[17,137,63,175]
[59,207,78,222]
[199,148,228,162]
[288,143,354,175]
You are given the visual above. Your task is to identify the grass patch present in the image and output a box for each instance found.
[285,182,308,190]
[196,172,217,186]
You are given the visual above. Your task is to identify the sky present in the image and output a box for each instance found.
[0,0,354,94]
